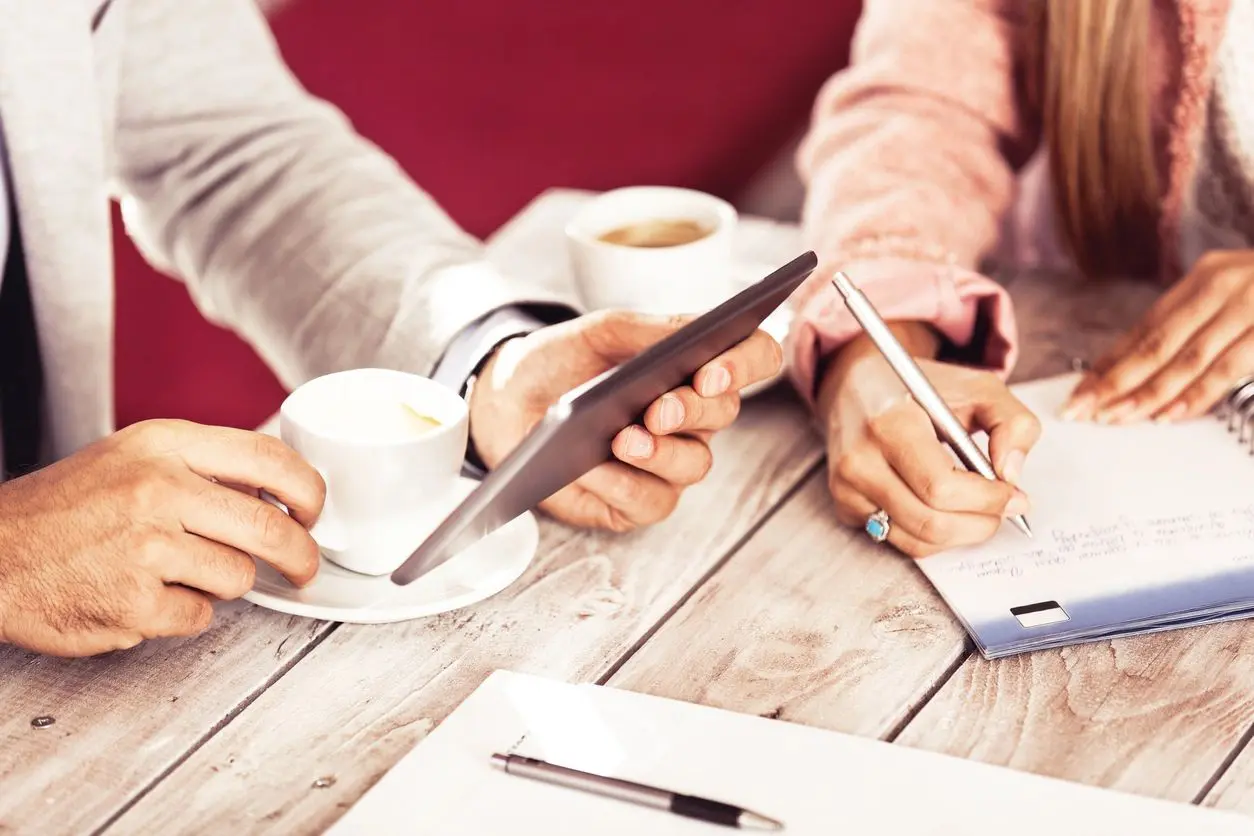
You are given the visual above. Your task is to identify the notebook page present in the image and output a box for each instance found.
[917,374,1254,654]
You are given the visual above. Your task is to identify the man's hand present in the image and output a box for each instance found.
[1065,250,1254,423]
[0,420,325,657]
[467,310,783,531]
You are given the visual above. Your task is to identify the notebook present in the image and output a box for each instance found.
[917,373,1254,658]
[328,670,1248,835]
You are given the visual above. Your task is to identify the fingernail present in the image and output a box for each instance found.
[1061,394,1094,421]
[701,366,732,397]
[1001,450,1025,486]
[1004,492,1031,517]
[1156,402,1187,423]
[625,426,653,458]
[659,394,685,433]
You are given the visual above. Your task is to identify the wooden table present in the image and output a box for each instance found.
[3,190,1254,834]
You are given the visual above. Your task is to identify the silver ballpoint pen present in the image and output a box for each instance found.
[490,753,783,830]
[829,272,1032,538]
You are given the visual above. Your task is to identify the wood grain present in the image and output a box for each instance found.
[892,269,1254,814]
[0,189,813,835]
[1203,733,1254,814]
[896,627,1254,806]
[0,604,329,835]
[109,397,821,835]
[608,470,969,737]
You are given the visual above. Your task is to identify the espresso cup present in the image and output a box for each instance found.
[278,368,469,576]
[566,186,738,314]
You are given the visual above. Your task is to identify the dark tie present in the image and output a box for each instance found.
[0,209,45,477]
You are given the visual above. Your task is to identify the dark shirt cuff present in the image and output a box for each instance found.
[431,303,578,477]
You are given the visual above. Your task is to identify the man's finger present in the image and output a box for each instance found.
[154,424,325,528]
[643,388,740,435]
[612,428,713,487]
[580,311,695,363]
[161,532,258,600]
[573,461,680,530]
[176,477,320,587]
[692,330,783,397]
[143,586,215,639]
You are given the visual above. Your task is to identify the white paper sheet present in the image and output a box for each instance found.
[329,670,1248,835]
[917,374,1254,656]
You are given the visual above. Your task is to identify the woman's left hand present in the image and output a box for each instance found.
[1064,249,1254,423]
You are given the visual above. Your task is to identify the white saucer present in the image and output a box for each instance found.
[243,477,538,624]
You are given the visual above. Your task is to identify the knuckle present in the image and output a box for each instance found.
[1178,342,1207,371]
[1012,412,1043,443]
[125,468,180,515]
[833,453,864,487]
[916,512,953,544]
[251,432,289,463]
[917,475,957,509]
[124,418,187,453]
[1139,333,1170,363]
[225,555,258,599]
[191,599,215,632]
[251,502,293,552]
[603,506,638,534]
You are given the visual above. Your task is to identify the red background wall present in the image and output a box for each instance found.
[112,1,861,430]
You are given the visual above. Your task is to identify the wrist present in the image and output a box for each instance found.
[466,334,527,472]
[817,321,941,421]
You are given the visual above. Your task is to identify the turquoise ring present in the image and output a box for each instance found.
[865,509,891,543]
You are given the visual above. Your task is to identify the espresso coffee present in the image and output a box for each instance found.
[597,218,711,248]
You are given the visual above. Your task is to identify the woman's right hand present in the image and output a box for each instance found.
[818,325,1041,557]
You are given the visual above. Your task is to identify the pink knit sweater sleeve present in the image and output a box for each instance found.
[788,0,1040,401]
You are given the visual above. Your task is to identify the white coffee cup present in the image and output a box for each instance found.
[278,368,469,576]
[566,186,738,314]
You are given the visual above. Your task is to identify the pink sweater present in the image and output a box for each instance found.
[787,0,1235,400]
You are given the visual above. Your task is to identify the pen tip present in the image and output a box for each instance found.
[829,271,857,299]
[738,811,784,831]
[1010,516,1033,538]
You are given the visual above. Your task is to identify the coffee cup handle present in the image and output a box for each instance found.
[259,468,347,553]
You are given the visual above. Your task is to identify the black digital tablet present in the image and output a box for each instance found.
[390,251,818,585]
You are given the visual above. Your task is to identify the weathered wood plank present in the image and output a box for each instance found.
[891,270,1254,813]
[896,628,1254,806]
[1203,736,1254,814]
[0,189,809,835]
[109,398,821,834]
[608,469,969,737]
[0,605,330,835]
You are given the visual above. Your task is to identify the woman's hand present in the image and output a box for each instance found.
[820,324,1039,557]
[1064,249,1254,423]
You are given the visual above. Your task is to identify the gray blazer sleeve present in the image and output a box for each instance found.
[108,0,579,388]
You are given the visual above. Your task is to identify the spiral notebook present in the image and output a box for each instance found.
[917,373,1254,659]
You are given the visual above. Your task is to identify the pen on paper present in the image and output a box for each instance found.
[829,272,1032,538]
[490,752,783,831]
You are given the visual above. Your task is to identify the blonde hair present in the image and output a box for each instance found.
[1027,0,1159,277]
